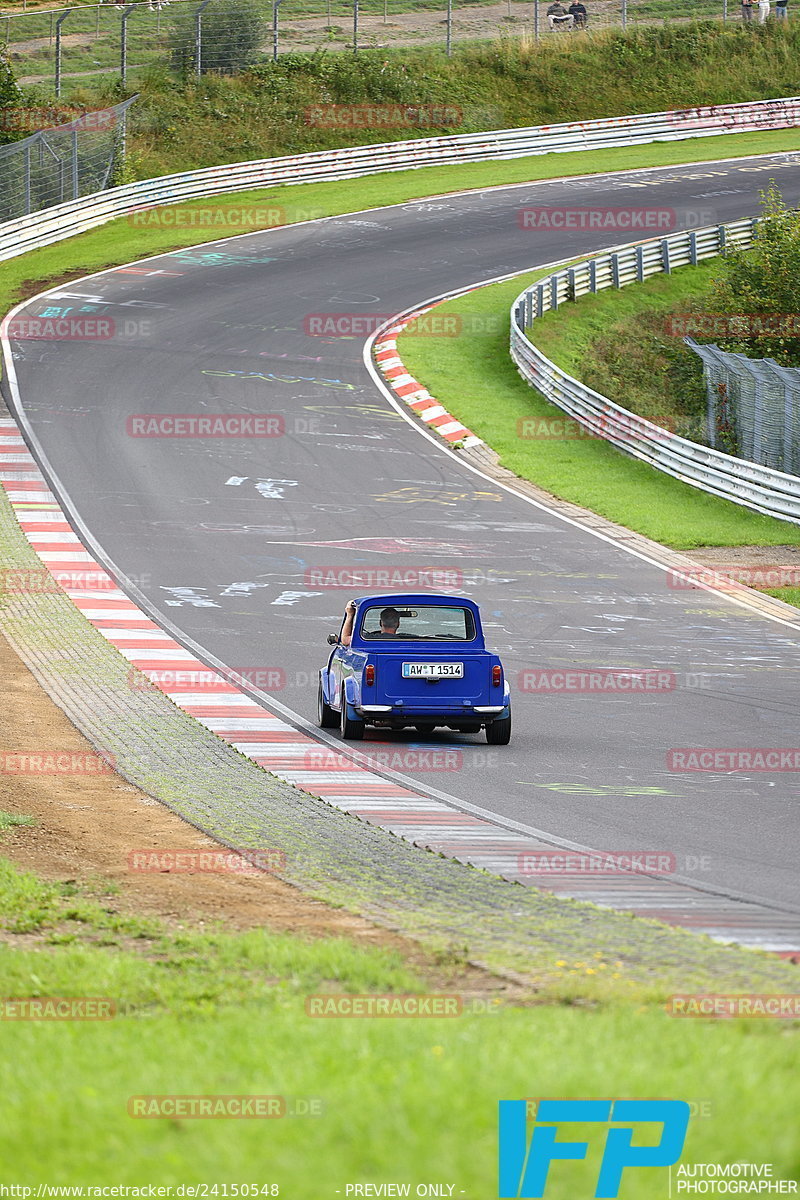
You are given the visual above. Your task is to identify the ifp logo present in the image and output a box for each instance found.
[498,1099,690,1197]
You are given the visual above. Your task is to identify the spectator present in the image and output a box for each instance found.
[775,0,787,17]
[758,0,770,20]
[741,0,754,21]
[547,1,573,27]
[569,0,588,24]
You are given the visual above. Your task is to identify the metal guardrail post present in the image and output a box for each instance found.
[55,9,71,98]
[446,0,452,56]
[689,231,698,265]
[661,238,671,274]
[636,245,644,282]
[120,4,135,87]
[611,252,620,287]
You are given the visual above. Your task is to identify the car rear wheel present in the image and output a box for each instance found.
[318,677,338,729]
[486,711,511,745]
[340,696,365,740]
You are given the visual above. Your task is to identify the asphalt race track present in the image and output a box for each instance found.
[5,150,800,924]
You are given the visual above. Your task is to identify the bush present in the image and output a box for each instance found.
[706,184,800,366]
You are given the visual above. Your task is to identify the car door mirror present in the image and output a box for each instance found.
[327,633,340,645]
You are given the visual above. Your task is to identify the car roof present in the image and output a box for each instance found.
[353,593,480,610]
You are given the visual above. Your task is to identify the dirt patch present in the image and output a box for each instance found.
[0,624,522,998]
[689,544,800,566]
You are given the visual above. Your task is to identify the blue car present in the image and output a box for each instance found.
[317,593,511,744]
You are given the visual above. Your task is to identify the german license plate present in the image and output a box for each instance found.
[402,662,464,679]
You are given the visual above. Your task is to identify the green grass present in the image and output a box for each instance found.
[397,263,800,550]
[0,810,35,835]
[766,586,800,607]
[0,852,798,1190]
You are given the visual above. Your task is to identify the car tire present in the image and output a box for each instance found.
[318,677,338,729]
[486,711,511,745]
[340,694,365,740]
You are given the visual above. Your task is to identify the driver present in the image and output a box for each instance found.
[341,601,400,646]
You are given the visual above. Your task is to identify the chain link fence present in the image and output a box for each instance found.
[687,338,800,475]
[0,93,135,219]
[0,0,775,95]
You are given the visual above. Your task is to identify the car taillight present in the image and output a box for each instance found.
[365,664,375,686]
[492,665,502,687]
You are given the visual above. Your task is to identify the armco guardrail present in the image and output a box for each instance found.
[2,94,800,262]
[509,219,800,525]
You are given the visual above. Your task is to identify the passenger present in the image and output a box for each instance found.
[341,601,401,646]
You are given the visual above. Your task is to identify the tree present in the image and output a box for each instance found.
[708,184,800,367]
[168,0,267,78]
[0,46,24,146]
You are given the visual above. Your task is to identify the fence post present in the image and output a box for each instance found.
[71,129,79,199]
[195,0,213,77]
[272,0,282,60]
[622,0,627,26]
[446,0,452,55]
[55,9,72,98]
[24,143,32,215]
[120,4,135,87]
[353,0,359,52]
[534,0,539,38]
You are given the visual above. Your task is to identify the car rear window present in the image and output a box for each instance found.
[360,605,476,641]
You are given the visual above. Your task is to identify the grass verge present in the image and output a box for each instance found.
[0,848,798,1190]
[397,261,800,550]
